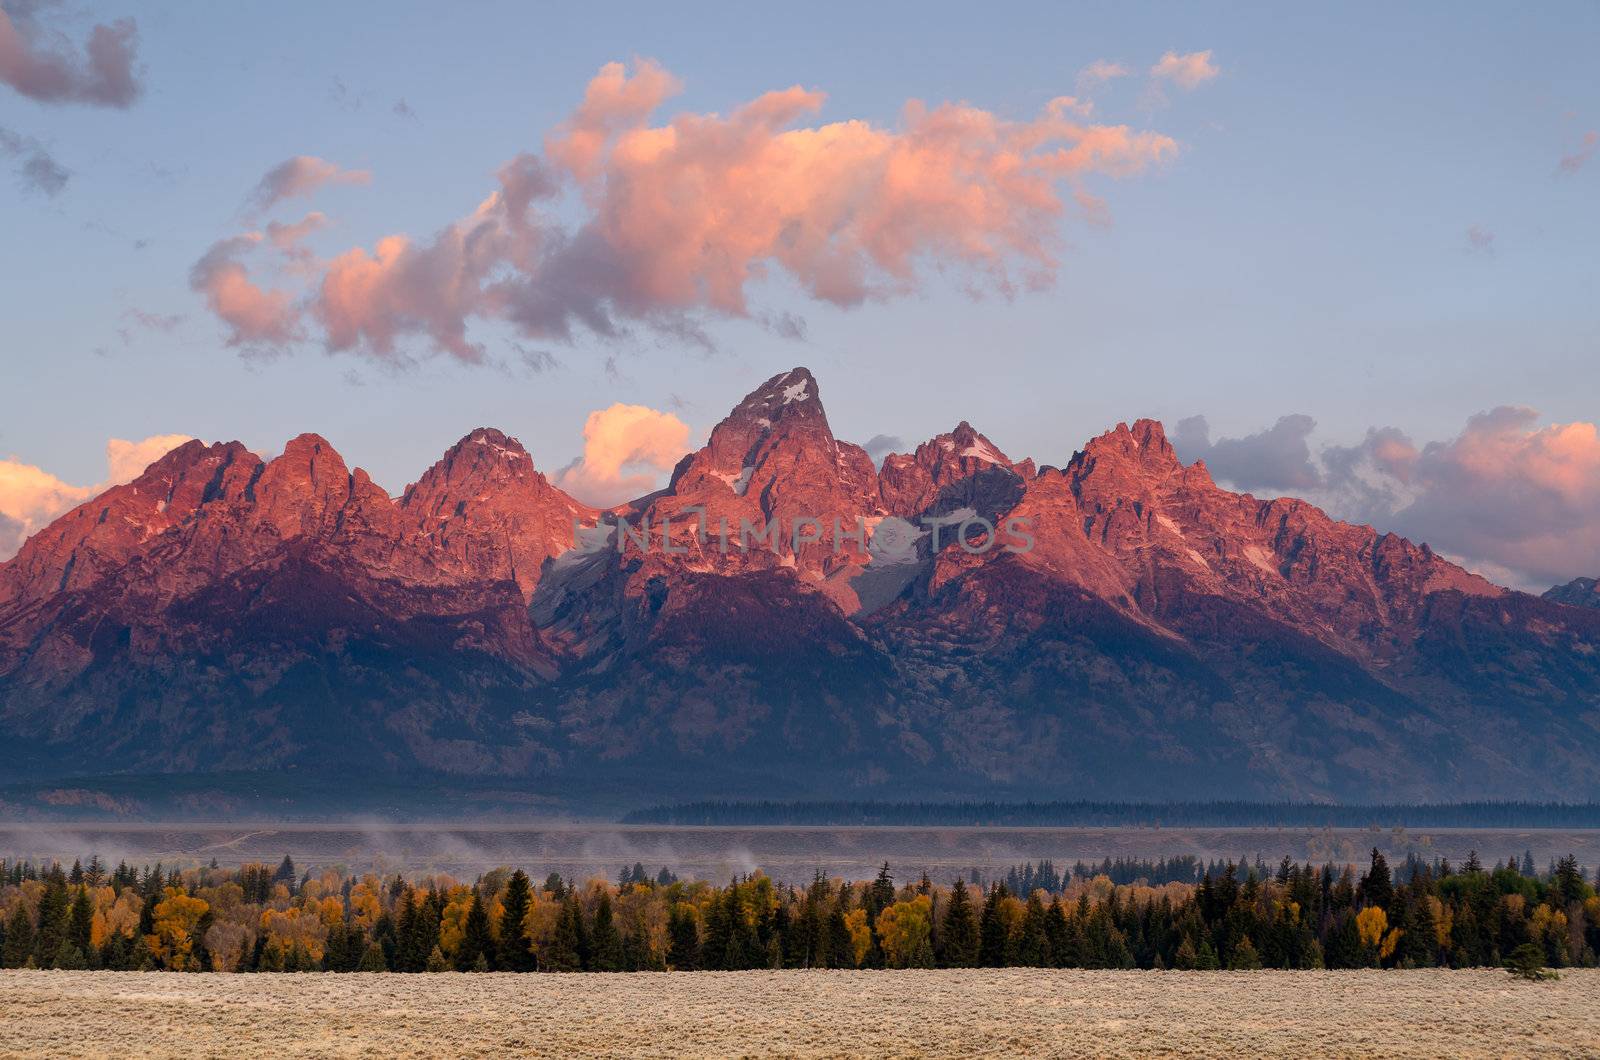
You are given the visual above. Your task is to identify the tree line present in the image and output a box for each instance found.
[622,799,1600,828]
[0,849,1596,973]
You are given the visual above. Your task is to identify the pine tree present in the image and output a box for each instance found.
[1018,893,1051,967]
[1228,935,1262,970]
[591,892,624,972]
[977,885,1008,967]
[544,895,584,972]
[32,879,69,969]
[667,904,700,970]
[426,946,450,972]
[1358,848,1393,911]
[456,891,493,972]
[496,870,537,972]
[67,886,94,957]
[357,941,388,972]
[2,903,34,968]
[937,879,979,968]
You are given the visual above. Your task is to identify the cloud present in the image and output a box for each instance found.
[188,234,301,348]
[0,433,192,560]
[1175,408,1600,589]
[862,434,904,462]
[117,306,184,345]
[1558,130,1597,174]
[0,124,68,196]
[196,59,1177,365]
[1171,413,1322,492]
[0,3,141,107]
[1075,60,1128,95]
[1150,50,1220,90]
[554,403,691,507]
[1465,225,1495,254]
[393,98,417,122]
[243,155,370,216]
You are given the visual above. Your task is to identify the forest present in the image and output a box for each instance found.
[621,800,1600,828]
[1,849,1595,974]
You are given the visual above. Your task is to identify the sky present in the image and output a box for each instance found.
[1,0,1597,589]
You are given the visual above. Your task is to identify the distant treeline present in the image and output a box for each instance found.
[1,850,1596,974]
[621,800,1600,829]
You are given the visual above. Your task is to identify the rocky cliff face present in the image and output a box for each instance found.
[4,368,1599,802]
[1546,577,1600,609]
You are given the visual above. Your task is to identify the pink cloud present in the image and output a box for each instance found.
[554,403,692,507]
[189,234,301,348]
[244,155,371,215]
[196,60,1177,364]
[1150,50,1220,91]
[1558,130,1597,174]
[0,5,141,108]
[1075,60,1129,95]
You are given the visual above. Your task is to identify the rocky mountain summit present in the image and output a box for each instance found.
[4,368,1599,802]
[1545,577,1600,610]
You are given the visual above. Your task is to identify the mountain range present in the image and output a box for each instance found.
[4,367,1599,806]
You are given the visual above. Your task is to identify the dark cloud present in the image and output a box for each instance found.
[862,434,905,462]
[0,3,142,108]
[1171,413,1322,493]
[0,123,69,196]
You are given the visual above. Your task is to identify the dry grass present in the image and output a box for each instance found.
[2,968,1597,1058]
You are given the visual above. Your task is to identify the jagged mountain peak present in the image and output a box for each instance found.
[1545,576,1600,609]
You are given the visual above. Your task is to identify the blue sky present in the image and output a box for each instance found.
[2,1,1597,585]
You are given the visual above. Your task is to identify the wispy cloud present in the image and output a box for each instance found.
[1558,130,1597,174]
[243,155,370,217]
[1150,50,1220,90]
[0,124,68,196]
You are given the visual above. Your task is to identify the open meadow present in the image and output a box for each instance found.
[3,968,1597,1058]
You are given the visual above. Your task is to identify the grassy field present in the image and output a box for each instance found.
[2,968,1596,1058]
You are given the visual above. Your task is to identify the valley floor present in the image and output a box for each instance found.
[2,968,1596,1058]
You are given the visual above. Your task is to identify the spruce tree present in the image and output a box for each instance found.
[937,879,979,968]
[591,892,624,972]
[977,885,1008,967]
[456,892,493,972]
[68,887,94,957]
[2,903,34,968]
[667,904,700,970]
[496,871,537,972]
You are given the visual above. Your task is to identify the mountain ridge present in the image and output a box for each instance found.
[3,367,1598,803]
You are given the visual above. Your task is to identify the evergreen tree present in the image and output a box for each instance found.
[667,904,700,971]
[67,886,94,959]
[357,941,388,972]
[591,892,624,972]
[2,902,34,968]
[456,892,493,972]
[1358,848,1393,911]
[544,894,584,972]
[1227,935,1262,970]
[977,885,1008,967]
[32,879,69,968]
[937,879,979,968]
[497,870,537,972]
